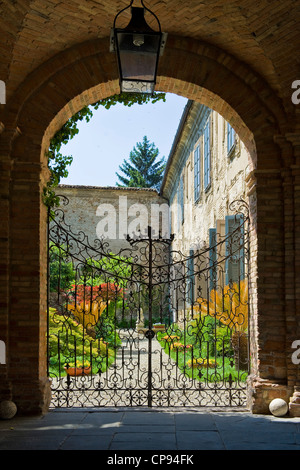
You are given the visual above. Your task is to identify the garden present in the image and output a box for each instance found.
[48,243,131,378]
[48,242,249,384]
[156,279,249,383]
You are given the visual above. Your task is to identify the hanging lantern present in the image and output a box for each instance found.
[110,0,167,94]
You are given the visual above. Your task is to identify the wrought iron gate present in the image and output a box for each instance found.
[47,198,250,408]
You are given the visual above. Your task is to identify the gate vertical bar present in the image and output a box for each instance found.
[147,225,153,407]
[46,206,50,377]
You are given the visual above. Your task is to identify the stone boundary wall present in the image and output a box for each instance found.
[54,185,169,253]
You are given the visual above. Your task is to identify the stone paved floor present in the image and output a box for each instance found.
[24,331,299,454]
[1,408,300,451]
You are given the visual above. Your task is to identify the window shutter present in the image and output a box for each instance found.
[194,146,200,201]
[209,228,217,291]
[177,187,181,231]
[204,120,210,189]
[187,249,195,304]
[225,214,244,285]
[177,175,184,230]
[180,174,184,223]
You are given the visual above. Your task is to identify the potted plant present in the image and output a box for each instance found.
[64,360,92,376]
[153,323,166,332]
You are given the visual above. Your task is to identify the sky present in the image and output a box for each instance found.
[59,93,188,187]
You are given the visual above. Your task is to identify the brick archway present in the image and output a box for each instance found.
[1,34,299,415]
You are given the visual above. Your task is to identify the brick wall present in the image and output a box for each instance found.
[0,31,299,415]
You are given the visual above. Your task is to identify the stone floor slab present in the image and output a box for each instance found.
[1,409,300,451]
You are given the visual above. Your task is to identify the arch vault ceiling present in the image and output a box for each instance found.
[0,0,299,108]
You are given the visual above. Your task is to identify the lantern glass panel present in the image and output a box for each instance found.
[116,31,161,82]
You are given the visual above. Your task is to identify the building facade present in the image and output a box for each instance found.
[161,100,250,255]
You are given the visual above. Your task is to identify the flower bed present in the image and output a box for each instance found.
[187,358,217,369]
[48,308,117,378]
[157,322,248,383]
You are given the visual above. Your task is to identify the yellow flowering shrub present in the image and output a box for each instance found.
[192,279,248,332]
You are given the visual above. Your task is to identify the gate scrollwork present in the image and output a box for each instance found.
[47,197,250,408]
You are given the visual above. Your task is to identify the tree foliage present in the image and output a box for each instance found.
[116,136,166,191]
[44,92,166,208]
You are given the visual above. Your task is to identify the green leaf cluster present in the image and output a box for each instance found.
[49,243,75,292]
[79,255,133,289]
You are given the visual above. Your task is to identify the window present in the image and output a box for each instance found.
[194,145,200,201]
[227,122,236,154]
[204,119,211,190]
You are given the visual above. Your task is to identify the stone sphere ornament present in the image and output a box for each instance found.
[0,400,17,420]
[269,398,288,417]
